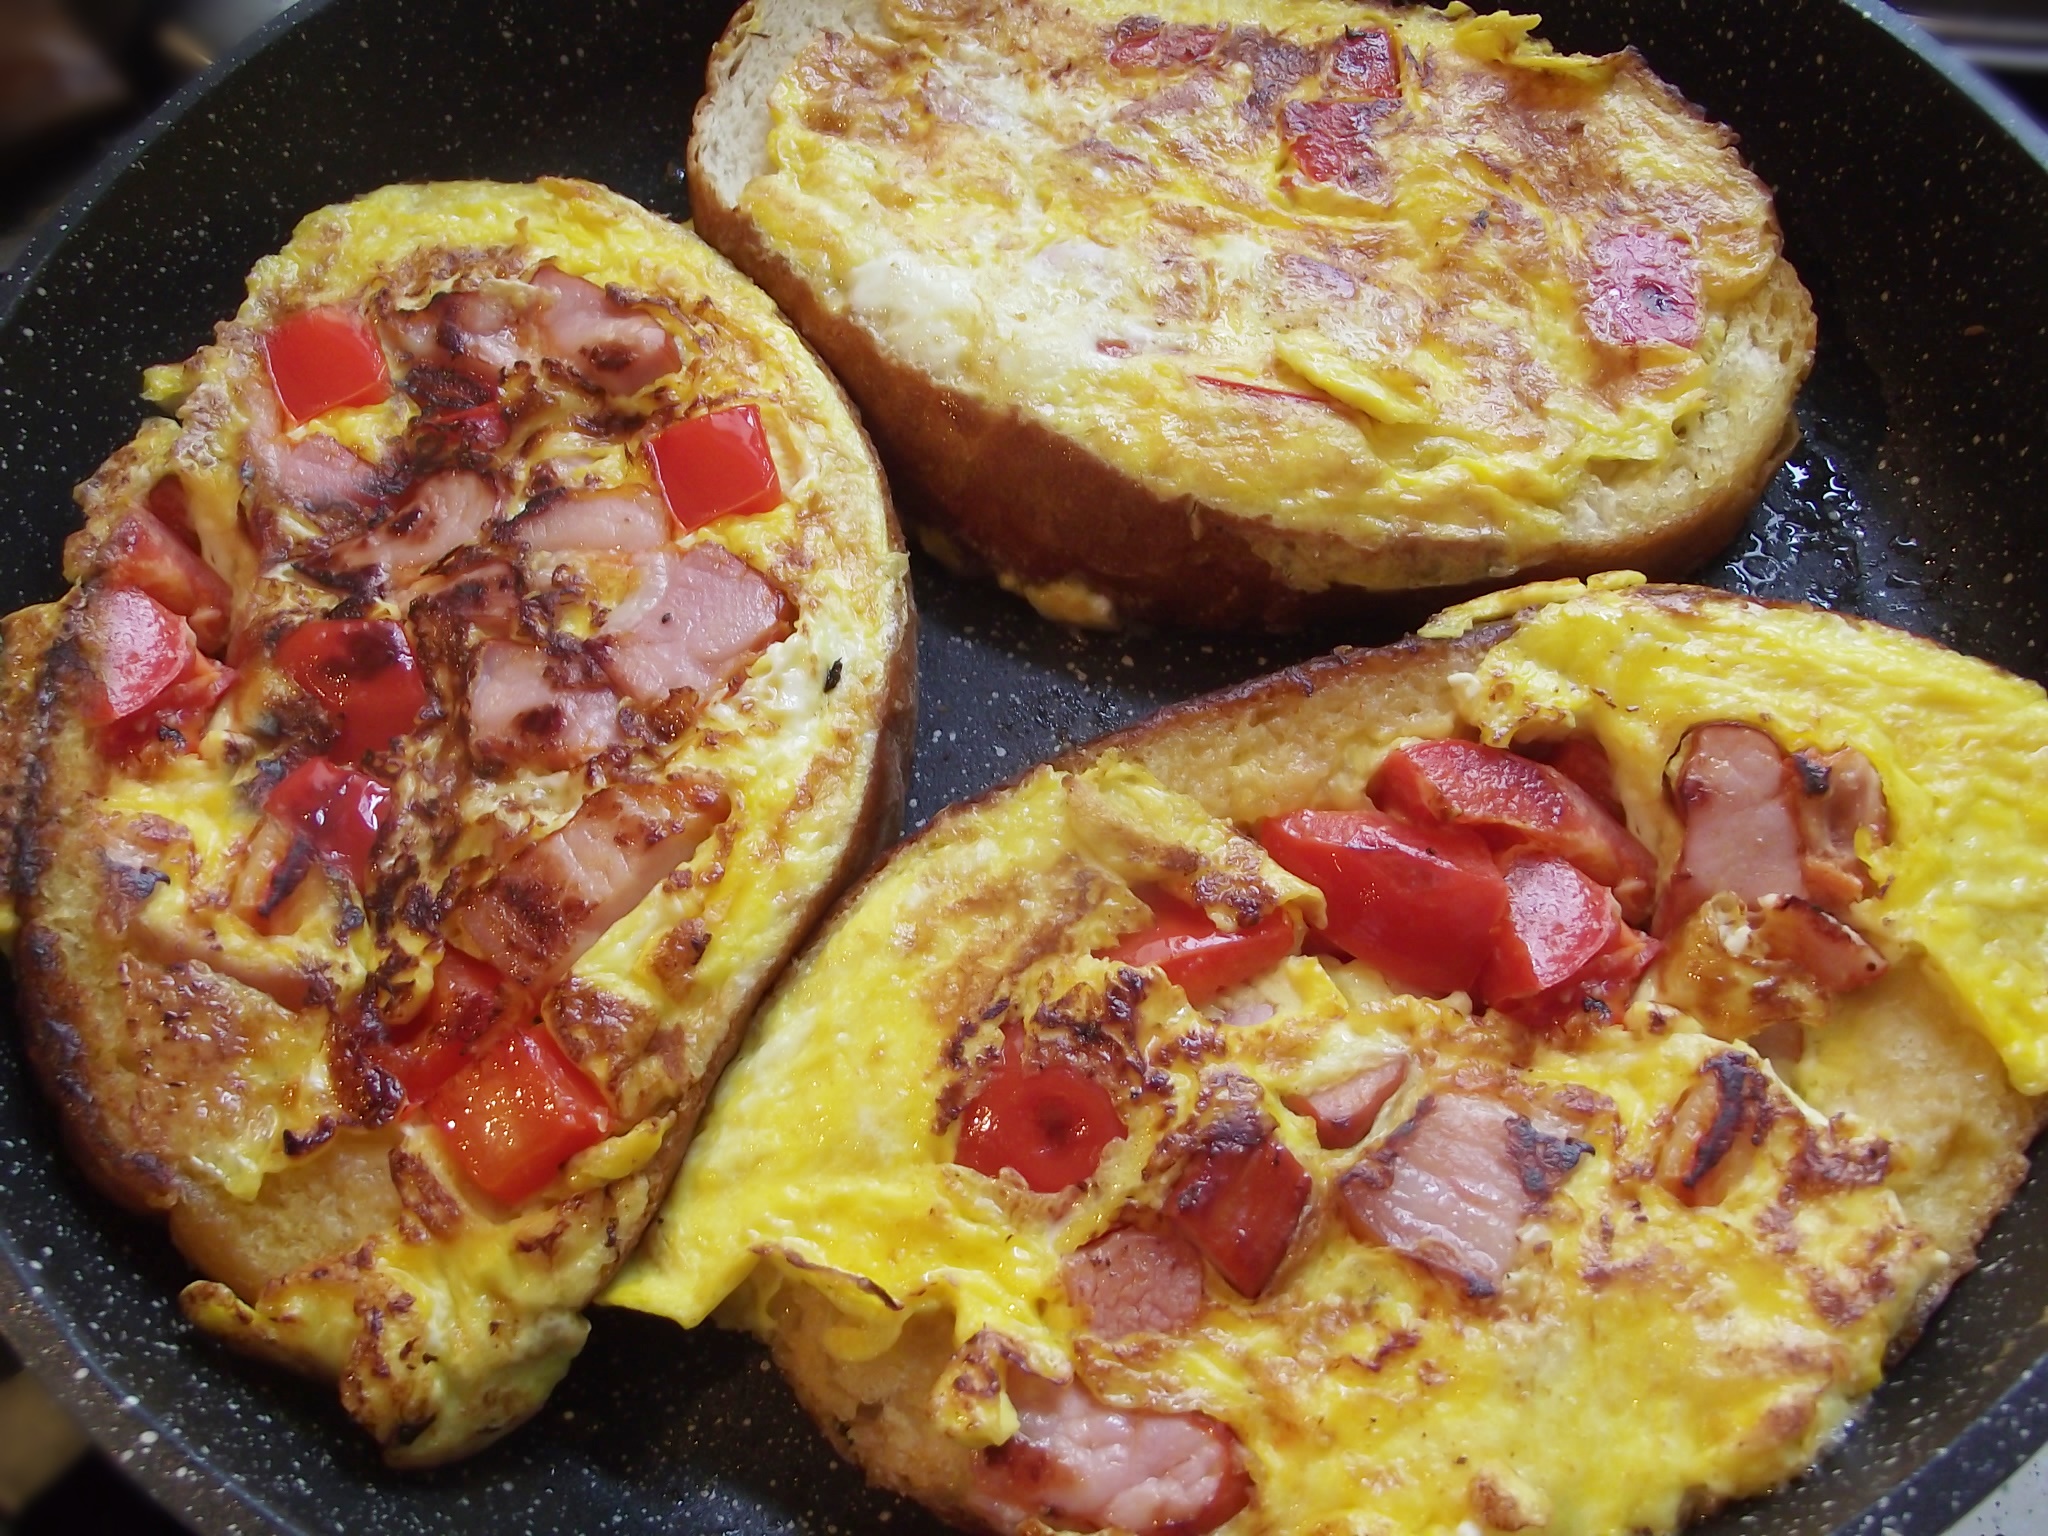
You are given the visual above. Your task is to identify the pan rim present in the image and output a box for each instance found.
[0,0,2044,1531]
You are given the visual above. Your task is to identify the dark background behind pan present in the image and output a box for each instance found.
[0,0,2046,1531]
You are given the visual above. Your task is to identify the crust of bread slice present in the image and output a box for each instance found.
[615,577,2044,1536]
[0,178,915,1465]
[689,0,1816,629]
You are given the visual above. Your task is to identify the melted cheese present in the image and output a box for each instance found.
[742,0,1783,574]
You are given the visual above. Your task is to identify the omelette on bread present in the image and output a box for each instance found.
[690,0,1815,627]
[0,178,912,1463]
[612,575,2047,1535]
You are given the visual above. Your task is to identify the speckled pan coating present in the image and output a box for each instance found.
[0,0,2043,1533]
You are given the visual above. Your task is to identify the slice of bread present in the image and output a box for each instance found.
[612,574,2046,1535]
[690,0,1815,630]
[0,178,914,1464]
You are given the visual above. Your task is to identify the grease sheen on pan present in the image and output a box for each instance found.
[0,179,911,1464]
[611,575,2045,1535]
[689,0,1815,627]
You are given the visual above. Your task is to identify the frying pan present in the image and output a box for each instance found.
[1,0,2045,1531]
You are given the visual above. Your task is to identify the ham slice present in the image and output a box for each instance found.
[326,470,501,588]
[1062,1228,1204,1338]
[1282,1053,1409,1150]
[452,780,725,992]
[511,487,673,553]
[1791,746,1889,909]
[1657,724,1808,934]
[385,286,534,383]
[971,1373,1249,1536]
[531,265,681,397]
[1337,1093,1590,1298]
[466,640,624,771]
[591,543,791,706]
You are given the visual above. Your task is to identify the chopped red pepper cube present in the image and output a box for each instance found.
[273,618,430,765]
[428,1024,611,1205]
[1168,1133,1311,1297]
[95,509,233,656]
[381,949,512,1106]
[955,1054,1125,1193]
[78,585,196,724]
[1480,855,1619,1008]
[1105,891,1296,1007]
[647,405,783,532]
[264,307,392,426]
[264,757,393,891]
[1259,808,1507,998]
[98,648,235,758]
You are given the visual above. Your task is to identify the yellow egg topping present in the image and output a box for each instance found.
[612,577,2048,1535]
[741,0,1793,587]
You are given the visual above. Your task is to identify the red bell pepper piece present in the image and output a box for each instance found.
[954,1051,1125,1194]
[381,949,512,1106]
[1105,891,1296,1007]
[647,405,782,532]
[1259,808,1507,998]
[1480,855,1619,1007]
[78,585,195,724]
[273,618,430,765]
[264,307,392,425]
[1167,1133,1311,1297]
[428,1023,611,1205]
[263,757,393,891]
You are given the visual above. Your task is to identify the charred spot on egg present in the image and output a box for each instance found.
[612,576,2047,1536]
[0,178,913,1465]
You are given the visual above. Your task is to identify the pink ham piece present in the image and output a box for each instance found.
[1656,724,1809,935]
[591,543,791,706]
[466,640,624,771]
[511,486,673,553]
[1062,1228,1205,1338]
[1751,897,1887,993]
[971,1373,1250,1536]
[1337,1094,1591,1298]
[327,470,501,587]
[385,286,533,383]
[1282,1053,1410,1150]
[531,265,681,397]
[1791,746,1889,910]
[453,779,726,992]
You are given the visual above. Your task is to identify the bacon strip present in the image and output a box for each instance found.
[1337,1094,1589,1298]
[452,780,725,992]
[591,544,791,706]
[971,1373,1249,1536]
[466,640,623,771]
[1062,1227,1204,1338]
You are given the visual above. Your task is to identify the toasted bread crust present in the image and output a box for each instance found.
[690,0,1816,629]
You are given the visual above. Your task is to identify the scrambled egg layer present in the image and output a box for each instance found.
[613,577,2048,1532]
[11,180,908,1461]
[744,0,1787,575]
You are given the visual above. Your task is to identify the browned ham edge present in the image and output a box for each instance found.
[1282,1053,1409,1149]
[1062,1227,1204,1338]
[1656,1052,1772,1207]
[451,779,726,992]
[466,640,624,771]
[590,544,792,706]
[970,1372,1250,1536]
[1791,746,1889,908]
[1337,1094,1590,1298]
[1750,897,1886,993]
[322,469,502,589]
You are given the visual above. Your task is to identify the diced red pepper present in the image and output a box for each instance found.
[1281,98,1395,191]
[264,307,392,426]
[95,509,233,655]
[427,1023,611,1205]
[955,1052,1125,1193]
[1519,737,1625,821]
[1167,1134,1311,1297]
[1259,808,1507,998]
[647,405,782,532]
[1329,27,1400,96]
[78,585,196,724]
[1370,738,1656,925]
[1480,855,1618,1006]
[98,648,235,757]
[1582,227,1701,350]
[1107,15,1222,68]
[263,757,393,891]
[273,618,431,765]
[1104,891,1296,1007]
[381,949,512,1106]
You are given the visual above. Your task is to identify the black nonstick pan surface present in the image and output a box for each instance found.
[2,0,2046,1531]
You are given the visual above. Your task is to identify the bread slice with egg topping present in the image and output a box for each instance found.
[0,178,913,1464]
[610,574,2045,1535]
[689,0,1814,629]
